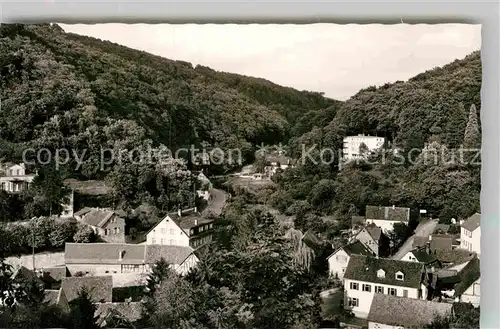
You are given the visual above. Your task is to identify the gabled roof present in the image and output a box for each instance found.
[430,234,453,251]
[145,208,213,236]
[461,213,480,232]
[327,240,374,260]
[64,243,194,266]
[344,255,424,288]
[367,294,452,327]
[365,205,410,222]
[409,248,439,264]
[61,276,113,303]
[433,249,476,267]
[80,208,118,228]
[362,223,382,241]
[454,256,480,297]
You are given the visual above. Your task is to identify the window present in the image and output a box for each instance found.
[104,229,108,235]
[161,228,165,234]
[362,284,371,292]
[388,288,397,296]
[403,290,408,297]
[347,297,359,307]
[336,255,348,262]
[350,282,359,290]
[152,238,156,244]
[160,239,164,245]
[209,224,213,229]
[170,229,175,235]
[114,227,118,234]
[169,239,174,245]
[395,272,404,281]
[377,269,385,278]
[116,227,120,234]
[375,286,384,294]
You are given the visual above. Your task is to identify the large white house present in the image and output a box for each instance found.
[342,135,385,161]
[145,207,214,248]
[365,205,410,234]
[343,255,428,319]
[0,163,36,193]
[460,213,480,256]
[327,240,374,280]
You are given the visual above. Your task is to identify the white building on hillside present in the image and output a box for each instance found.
[0,163,36,193]
[460,213,480,256]
[342,135,385,161]
[145,207,214,248]
[343,255,428,319]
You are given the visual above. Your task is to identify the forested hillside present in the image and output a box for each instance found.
[0,23,338,169]
[272,51,481,233]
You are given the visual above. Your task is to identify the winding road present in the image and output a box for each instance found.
[202,188,228,217]
[391,219,439,260]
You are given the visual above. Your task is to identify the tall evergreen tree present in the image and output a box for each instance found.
[69,287,99,329]
[463,104,481,149]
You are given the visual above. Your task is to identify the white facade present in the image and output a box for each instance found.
[343,135,385,160]
[364,219,399,234]
[460,226,480,255]
[146,215,190,247]
[400,251,419,263]
[327,249,350,280]
[457,278,480,307]
[344,278,424,318]
[0,164,35,193]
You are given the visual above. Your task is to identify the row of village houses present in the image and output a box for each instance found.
[324,205,480,329]
[1,162,481,328]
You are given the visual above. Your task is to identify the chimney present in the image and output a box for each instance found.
[178,208,182,217]
[194,206,198,213]
[194,219,198,226]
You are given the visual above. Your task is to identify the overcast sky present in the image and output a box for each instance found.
[59,23,481,101]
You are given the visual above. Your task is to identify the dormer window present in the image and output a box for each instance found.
[377,269,385,278]
[395,271,404,281]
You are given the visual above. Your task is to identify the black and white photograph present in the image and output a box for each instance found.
[0,22,481,329]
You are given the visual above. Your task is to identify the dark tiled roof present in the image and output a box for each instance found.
[61,276,113,303]
[454,257,480,296]
[365,205,410,222]
[42,266,67,282]
[434,224,450,234]
[413,236,429,249]
[367,294,452,327]
[65,243,194,266]
[177,214,213,231]
[365,223,382,241]
[81,209,116,228]
[433,249,476,266]
[144,245,194,265]
[344,255,424,288]
[430,234,453,251]
[411,248,439,264]
[461,213,480,232]
[301,230,321,248]
[65,243,146,265]
[95,302,144,325]
[343,241,374,257]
